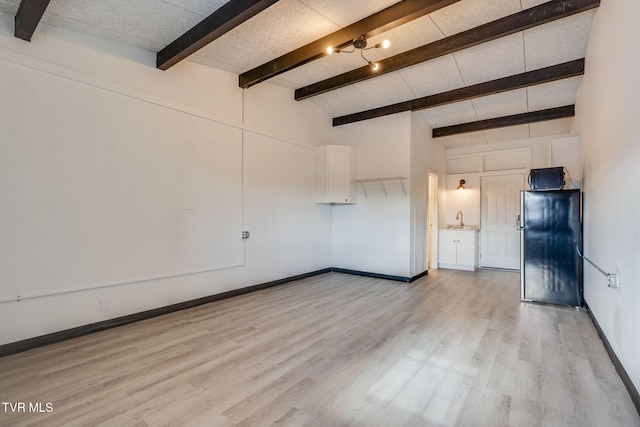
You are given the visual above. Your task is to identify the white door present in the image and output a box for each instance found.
[480,174,525,269]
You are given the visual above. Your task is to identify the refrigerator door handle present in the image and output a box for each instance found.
[520,192,525,301]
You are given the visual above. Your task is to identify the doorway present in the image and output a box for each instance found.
[427,172,438,270]
[480,174,525,269]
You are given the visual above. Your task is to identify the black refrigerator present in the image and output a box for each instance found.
[520,189,582,307]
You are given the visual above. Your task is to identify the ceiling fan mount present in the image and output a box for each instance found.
[351,36,368,50]
[328,35,390,71]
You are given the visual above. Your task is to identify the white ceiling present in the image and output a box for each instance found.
[0,0,597,148]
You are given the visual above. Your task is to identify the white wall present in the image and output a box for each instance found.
[550,136,581,188]
[330,112,447,278]
[330,113,412,277]
[575,0,640,392]
[444,174,480,226]
[0,14,332,346]
[410,113,446,275]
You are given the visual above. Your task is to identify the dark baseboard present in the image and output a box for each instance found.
[584,301,640,417]
[330,267,428,283]
[409,269,429,282]
[0,266,428,358]
[331,267,412,283]
[0,268,331,358]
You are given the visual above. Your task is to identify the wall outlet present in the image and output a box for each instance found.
[100,298,111,312]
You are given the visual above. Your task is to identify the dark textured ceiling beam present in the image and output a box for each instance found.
[432,105,575,138]
[296,0,600,101]
[333,100,413,127]
[157,0,280,70]
[14,0,52,41]
[238,0,460,88]
[333,58,585,126]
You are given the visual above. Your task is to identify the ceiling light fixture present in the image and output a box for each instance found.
[326,36,390,71]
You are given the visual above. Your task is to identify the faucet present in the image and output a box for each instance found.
[456,211,464,226]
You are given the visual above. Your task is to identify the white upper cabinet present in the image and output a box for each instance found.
[315,145,358,204]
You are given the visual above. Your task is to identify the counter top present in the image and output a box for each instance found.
[442,224,480,230]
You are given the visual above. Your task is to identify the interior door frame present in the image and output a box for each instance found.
[426,170,439,271]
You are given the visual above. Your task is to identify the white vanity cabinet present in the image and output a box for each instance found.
[438,229,478,271]
[314,145,357,204]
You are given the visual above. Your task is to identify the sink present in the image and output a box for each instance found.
[444,224,479,230]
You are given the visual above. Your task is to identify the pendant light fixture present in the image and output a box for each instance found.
[326,36,390,71]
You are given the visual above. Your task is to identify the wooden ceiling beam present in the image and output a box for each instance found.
[157,0,280,71]
[296,0,600,101]
[238,0,460,88]
[432,105,575,138]
[333,58,585,126]
[14,0,52,41]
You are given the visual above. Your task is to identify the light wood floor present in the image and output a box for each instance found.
[1,270,638,426]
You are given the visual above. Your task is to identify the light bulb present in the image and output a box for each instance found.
[370,62,380,71]
[326,46,333,55]
[381,39,390,49]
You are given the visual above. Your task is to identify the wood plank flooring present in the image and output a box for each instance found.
[1,270,638,426]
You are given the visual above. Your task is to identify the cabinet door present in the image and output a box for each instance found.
[439,230,458,265]
[456,231,476,267]
[328,146,350,203]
